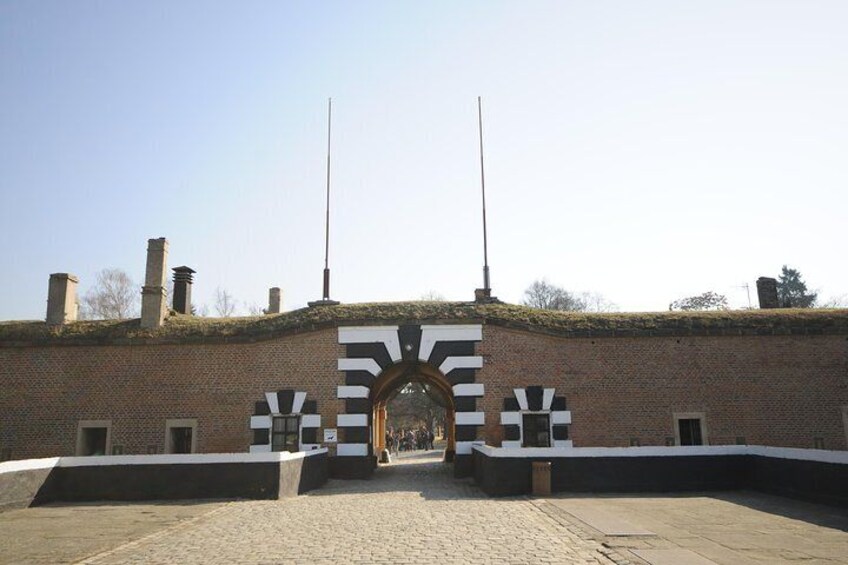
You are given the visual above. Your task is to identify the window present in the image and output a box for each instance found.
[76,420,112,456]
[165,418,197,454]
[272,416,300,452]
[522,413,551,448]
[678,419,703,445]
[673,412,708,446]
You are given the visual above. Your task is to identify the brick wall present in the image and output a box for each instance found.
[1,323,846,460]
[479,326,848,450]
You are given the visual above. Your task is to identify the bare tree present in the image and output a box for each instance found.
[214,287,237,317]
[820,294,848,308]
[523,280,587,311]
[669,291,729,311]
[418,291,446,301]
[80,268,139,320]
[245,301,264,316]
[579,292,619,313]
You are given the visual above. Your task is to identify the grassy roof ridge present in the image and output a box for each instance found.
[1,301,847,345]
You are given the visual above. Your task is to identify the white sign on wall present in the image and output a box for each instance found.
[323,428,338,443]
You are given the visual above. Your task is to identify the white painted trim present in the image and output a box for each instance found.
[542,388,555,411]
[455,440,485,455]
[300,414,321,429]
[501,440,522,448]
[58,449,328,467]
[250,415,271,430]
[514,389,529,411]
[249,444,271,454]
[418,325,482,361]
[453,383,484,397]
[265,392,280,414]
[337,414,368,427]
[0,457,60,475]
[300,444,322,452]
[455,412,485,426]
[500,412,521,426]
[337,385,370,399]
[338,326,402,361]
[337,443,369,456]
[553,440,574,448]
[551,411,572,425]
[291,392,307,414]
[439,356,483,375]
[337,358,383,376]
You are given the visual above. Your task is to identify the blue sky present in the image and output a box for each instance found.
[1,1,846,320]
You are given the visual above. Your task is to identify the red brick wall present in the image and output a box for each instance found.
[479,326,848,450]
[1,324,846,460]
[0,329,345,459]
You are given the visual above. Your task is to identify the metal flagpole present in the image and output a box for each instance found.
[478,96,491,293]
[323,98,332,301]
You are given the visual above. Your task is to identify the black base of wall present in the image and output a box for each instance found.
[472,451,848,506]
[329,456,376,479]
[454,454,473,478]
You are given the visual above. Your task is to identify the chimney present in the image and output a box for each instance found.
[172,266,196,315]
[140,238,169,328]
[46,273,79,326]
[267,287,281,314]
[756,277,779,309]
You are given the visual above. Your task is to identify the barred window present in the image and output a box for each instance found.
[272,416,300,452]
[522,413,551,448]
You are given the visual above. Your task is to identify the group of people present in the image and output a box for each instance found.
[386,427,435,454]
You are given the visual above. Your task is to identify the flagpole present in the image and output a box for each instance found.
[478,96,491,293]
[322,97,332,300]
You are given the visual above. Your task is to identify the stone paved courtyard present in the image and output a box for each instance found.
[0,450,846,564]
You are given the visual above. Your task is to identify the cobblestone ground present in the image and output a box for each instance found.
[83,451,617,565]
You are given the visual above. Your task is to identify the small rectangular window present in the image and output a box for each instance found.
[81,428,108,455]
[76,420,111,456]
[522,414,551,448]
[272,416,300,452]
[165,418,198,454]
[678,418,703,446]
[170,428,193,454]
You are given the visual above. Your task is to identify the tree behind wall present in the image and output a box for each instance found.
[523,280,587,311]
[777,266,817,308]
[80,268,139,320]
[669,291,729,311]
[214,287,237,317]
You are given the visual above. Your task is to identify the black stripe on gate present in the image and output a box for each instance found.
[455,425,478,442]
[302,428,318,444]
[454,397,476,412]
[276,390,295,415]
[253,429,270,445]
[346,343,393,371]
[553,425,569,441]
[341,427,370,443]
[345,370,375,387]
[526,386,544,411]
[345,398,372,414]
[503,424,521,441]
[398,325,422,362]
[427,341,476,370]
[447,369,476,386]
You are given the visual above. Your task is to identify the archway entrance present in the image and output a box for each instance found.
[370,361,456,462]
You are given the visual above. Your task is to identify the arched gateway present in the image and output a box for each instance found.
[334,324,484,477]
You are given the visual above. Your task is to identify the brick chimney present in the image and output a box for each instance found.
[46,273,79,326]
[267,287,281,314]
[756,277,779,309]
[172,266,196,315]
[140,238,169,328]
